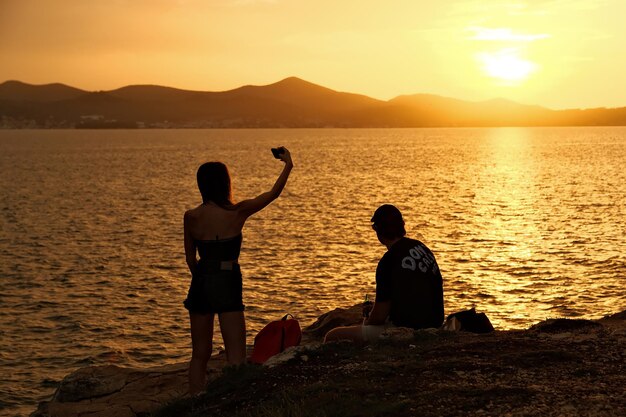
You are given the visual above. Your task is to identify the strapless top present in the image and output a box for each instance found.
[194,233,242,262]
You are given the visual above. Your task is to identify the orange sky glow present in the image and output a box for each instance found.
[1,0,624,109]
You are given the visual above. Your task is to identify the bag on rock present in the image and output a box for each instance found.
[442,308,494,333]
[250,314,302,364]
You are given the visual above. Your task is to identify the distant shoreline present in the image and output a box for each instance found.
[2,78,626,129]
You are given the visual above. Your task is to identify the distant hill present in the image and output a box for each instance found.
[0,80,86,102]
[1,77,625,128]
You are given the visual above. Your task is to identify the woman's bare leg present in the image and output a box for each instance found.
[218,311,246,365]
[189,312,214,395]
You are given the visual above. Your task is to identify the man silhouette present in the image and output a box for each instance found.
[324,205,444,343]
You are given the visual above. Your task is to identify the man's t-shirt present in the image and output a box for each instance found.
[375,237,444,329]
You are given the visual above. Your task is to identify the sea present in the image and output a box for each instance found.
[0,128,625,416]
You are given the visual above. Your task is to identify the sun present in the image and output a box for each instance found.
[477,48,537,84]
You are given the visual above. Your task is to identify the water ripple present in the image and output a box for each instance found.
[0,127,625,416]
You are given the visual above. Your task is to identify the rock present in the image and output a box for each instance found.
[602,310,626,321]
[264,343,322,368]
[263,346,299,368]
[53,365,134,402]
[599,310,626,333]
[30,359,223,417]
[379,327,416,342]
[31,307,626,417]
[529,318,602,333]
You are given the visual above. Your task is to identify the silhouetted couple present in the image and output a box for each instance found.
[182,148,443,394]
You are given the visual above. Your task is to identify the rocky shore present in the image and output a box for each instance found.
[32,307,626,417]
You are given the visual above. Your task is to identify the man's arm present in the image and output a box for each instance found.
[364,301,390,326]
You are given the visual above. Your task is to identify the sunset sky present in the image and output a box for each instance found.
[1,0,624,109]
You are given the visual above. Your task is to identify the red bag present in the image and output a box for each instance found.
[250,314,301,364]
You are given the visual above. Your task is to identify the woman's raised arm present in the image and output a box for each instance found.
[237,147,293,219]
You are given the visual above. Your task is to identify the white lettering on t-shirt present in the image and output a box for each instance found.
[409,247,422,259]
[402,256,417,271]
[402,244,438,274]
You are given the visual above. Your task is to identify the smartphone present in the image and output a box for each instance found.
[271,147,284,159]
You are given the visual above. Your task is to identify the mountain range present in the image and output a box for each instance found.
[1,77,625,128]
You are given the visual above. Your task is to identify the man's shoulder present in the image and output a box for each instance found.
[378,250,393,268]
[390,237,423,253]
[403,237,422,246]
[387,237,440,274]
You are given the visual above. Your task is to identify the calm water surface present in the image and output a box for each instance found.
[0,128,625,416]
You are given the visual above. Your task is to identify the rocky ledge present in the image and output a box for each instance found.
[32,307,626,417]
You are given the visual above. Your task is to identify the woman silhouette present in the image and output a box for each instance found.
[183,147,293,394]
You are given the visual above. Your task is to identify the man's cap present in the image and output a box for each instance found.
[371,204,404,227]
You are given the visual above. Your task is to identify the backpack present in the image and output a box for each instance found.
[250,314,302,364]
[442,308,494,333]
